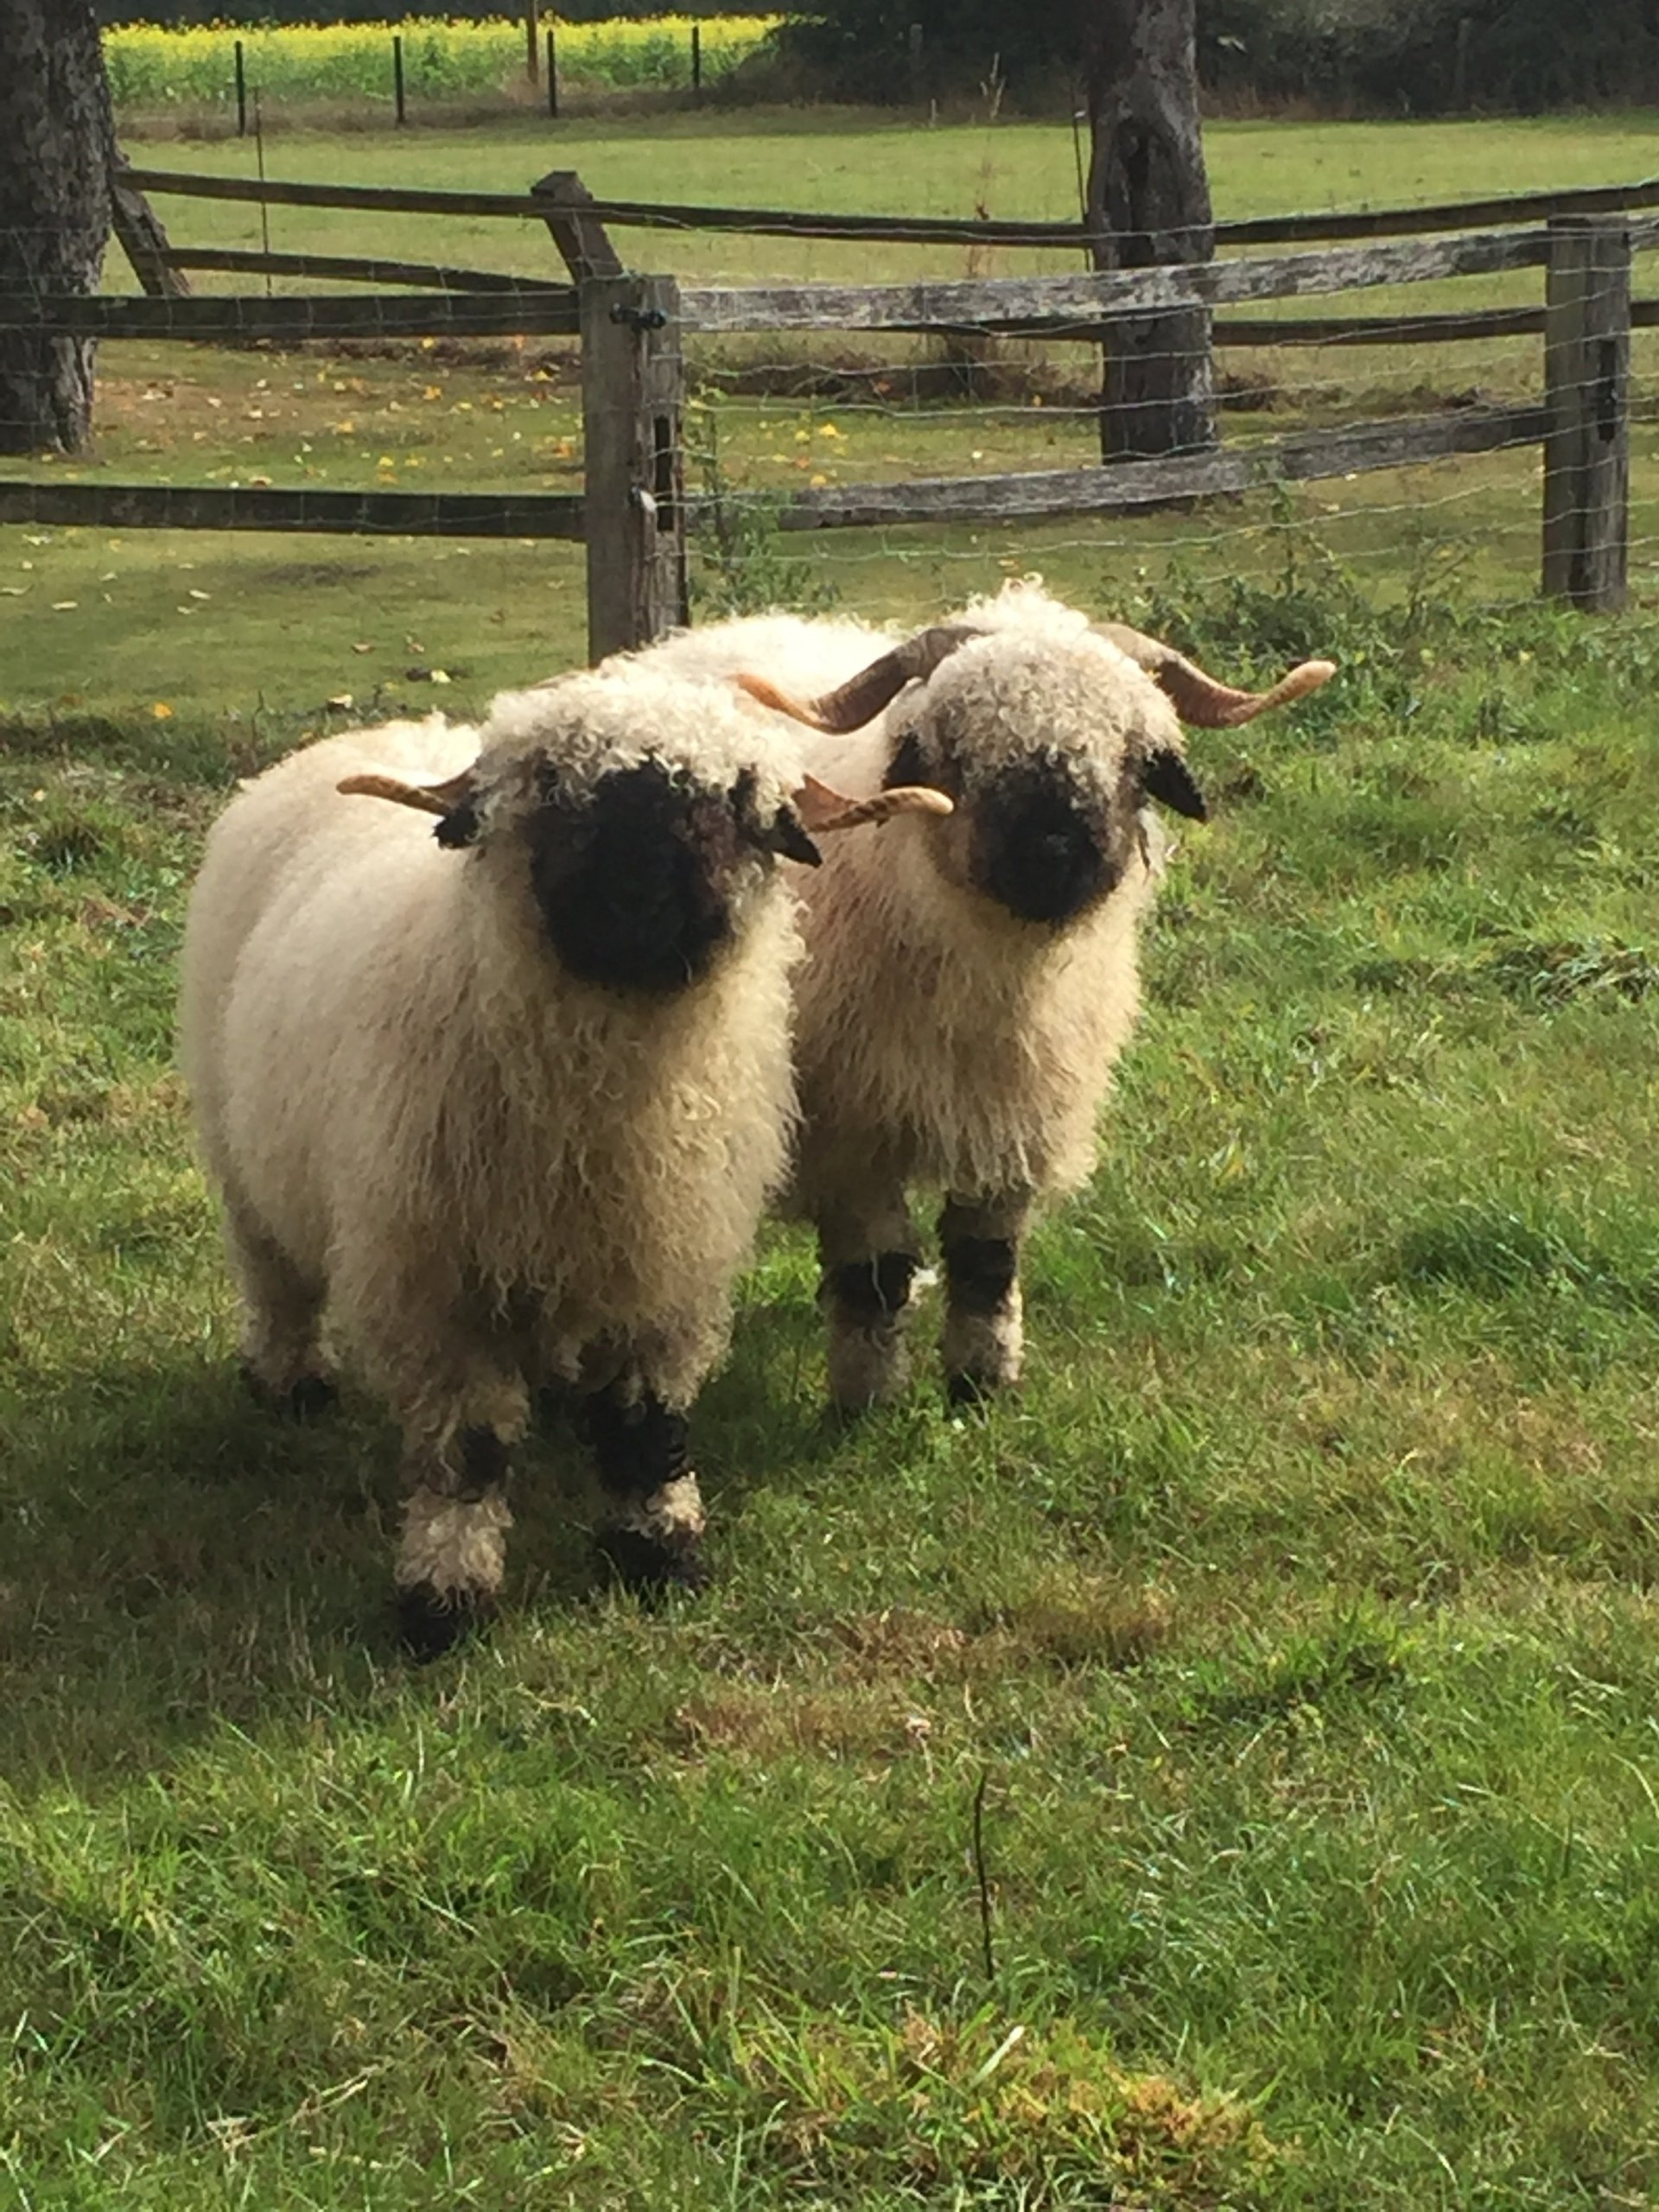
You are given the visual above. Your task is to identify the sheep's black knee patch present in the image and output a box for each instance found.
[946,1368,1005,1410]
[594,1522,710,1599]
[582,1384,690,1502]
[456,1424,510,1501]
[240,1363,338,1422]
[943,1235,1018,1316]
[397,1581,493,1662]
[824,1250,917,1322]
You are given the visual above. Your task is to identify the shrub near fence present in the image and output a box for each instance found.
[103,16,781,108]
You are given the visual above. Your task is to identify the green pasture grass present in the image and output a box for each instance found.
[3,563,1659,2206]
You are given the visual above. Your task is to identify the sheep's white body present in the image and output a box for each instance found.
[180,675,804,1635]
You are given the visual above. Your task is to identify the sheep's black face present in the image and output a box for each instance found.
[527,759,744,994]
[968,758,1120,927]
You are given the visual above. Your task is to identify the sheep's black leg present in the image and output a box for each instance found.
[817,1191,923,1410]
[396,1422,515,1661]
[940,1192,1031,1405]
[583,1379,709,1595]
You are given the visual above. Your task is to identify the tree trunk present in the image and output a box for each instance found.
[0,0,113,455]
[1084,0,1216,461]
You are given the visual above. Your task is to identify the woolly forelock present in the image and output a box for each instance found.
[469,664,812,834]
[884,607,1186,799]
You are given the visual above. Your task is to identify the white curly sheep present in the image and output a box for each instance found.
[642,582,1332,1408]
[178,667,945,1651]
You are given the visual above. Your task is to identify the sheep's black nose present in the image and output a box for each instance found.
[971,766,1116,926]
[528,761,734,994]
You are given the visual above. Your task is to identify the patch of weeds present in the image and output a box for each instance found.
[1349,952,1449,995]
[1478,936,1659,1008]
[1351,938,1659,1012]
[720,2006,1277,2203]
[1192,1605,1410,1726]
[1113,486,1550,733]
[1469,684,1548,745]
[967,1570,1172,1675]
[685,398,840,620]
[1392,1204,1659,1318]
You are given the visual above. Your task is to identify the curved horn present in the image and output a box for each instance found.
[793,771,953,835]
[736,621,980,734]
[1093,623,1336,728]
[336,766,477,816]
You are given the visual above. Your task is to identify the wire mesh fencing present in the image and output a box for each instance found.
[1,172,1656,734]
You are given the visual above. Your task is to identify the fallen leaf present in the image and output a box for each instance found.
[326,693,354,711]
[51,601,78,611]
[188,588,210,601]
[351,642,374,654]
[152,702,174,719]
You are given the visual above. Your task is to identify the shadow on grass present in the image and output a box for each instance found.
[0,1275,850,1793]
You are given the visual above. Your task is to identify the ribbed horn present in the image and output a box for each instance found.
[1093,623,1337,728]
[794,771,954,834]
[336,766,477,817]
[736,622,980,734]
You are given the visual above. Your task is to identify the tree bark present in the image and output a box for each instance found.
[1083,0,1216,460]
[0,0,113,455]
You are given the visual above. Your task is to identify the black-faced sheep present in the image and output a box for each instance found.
[178,671,946,1652]
[640,583,1332,1409]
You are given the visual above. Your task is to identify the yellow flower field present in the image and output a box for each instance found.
[104,16,783,106]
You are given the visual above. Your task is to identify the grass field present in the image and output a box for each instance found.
[3,105,1659,2209]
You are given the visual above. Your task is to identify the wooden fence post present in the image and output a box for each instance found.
[109,153,192,299]
[581,273,688,661]
[532,169,623,284]
[1542,214,1630,612]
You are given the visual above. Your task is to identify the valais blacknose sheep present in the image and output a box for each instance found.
[179,670,946,1653]
[642,583,1333,1409]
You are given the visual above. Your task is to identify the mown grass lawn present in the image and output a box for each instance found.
[3,104,1659,2211]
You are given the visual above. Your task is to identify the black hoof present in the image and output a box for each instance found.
[397,1581,493,1662]
[287,1373,340,1421]
[946,1370,1003,1410]
[595,1523,710,1599]
[241,1363,339,1422]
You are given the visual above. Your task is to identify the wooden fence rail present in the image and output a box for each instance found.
[0,484,584,537]
[124,162,1659,252]
[1,179,1644,651]
[0,289,579,343]
[772,406,1554,531]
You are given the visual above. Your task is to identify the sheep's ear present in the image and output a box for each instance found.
[728,766,823,867]
[337,766,480,848]
[760,805,823,867]
[793,770,954,835]
[1141,747,1208,823]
